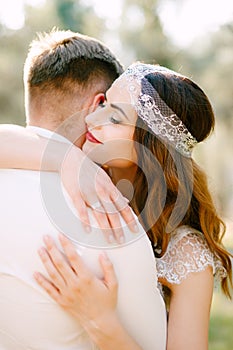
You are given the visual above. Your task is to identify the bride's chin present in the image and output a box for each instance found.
[82,142,103,164]
[82,141,97,154]
[81,141,88,154]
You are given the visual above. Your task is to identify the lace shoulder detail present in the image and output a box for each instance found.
[156,225,227,285]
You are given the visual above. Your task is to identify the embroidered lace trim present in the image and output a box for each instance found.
[119,63,198,157]
[156,225,227,284]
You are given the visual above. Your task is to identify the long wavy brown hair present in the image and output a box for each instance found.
[130,70,232,298]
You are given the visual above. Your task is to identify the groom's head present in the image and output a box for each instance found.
[24,29,123,146]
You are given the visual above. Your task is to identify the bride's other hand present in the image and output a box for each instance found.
[34,234,118,327]
[61,146,138,243]
[34,234,143,350]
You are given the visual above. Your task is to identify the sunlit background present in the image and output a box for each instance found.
[0,1,232,348]
[1,0,233,45]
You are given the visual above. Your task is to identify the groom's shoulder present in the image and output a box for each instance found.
[0,168,56,178]
[0,168,59,194]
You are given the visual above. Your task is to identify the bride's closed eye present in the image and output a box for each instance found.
[110,114,121,124]
[98,102,121,124]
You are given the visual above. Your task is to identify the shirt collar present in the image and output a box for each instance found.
[26,126,72,145]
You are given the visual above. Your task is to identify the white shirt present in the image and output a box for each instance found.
[0,127,167,350]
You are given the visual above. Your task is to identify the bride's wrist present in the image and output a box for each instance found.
[42,142,84,173]
[84,313,122,340]
[61,146,85,172]
[84,313,142,350]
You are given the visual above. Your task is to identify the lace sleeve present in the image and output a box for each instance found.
[156,226,227,285]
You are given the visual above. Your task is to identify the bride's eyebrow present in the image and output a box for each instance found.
[110,103,129,119]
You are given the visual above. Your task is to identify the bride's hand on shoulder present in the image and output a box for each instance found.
[61,146,138,242]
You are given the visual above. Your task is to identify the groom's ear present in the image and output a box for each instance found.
[89,93,105,113]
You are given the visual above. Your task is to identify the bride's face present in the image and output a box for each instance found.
[82,77,137,168]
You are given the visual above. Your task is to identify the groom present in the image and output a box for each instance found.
[0,29,166,349]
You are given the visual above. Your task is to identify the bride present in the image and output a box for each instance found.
[0,62,232,350]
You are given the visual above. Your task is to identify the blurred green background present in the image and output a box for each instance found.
[0,0,232,348]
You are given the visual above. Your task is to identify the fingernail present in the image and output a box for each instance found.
[108,234,115,243]
[43,235,51,243]
[85,225,91,233]
[33,272,40,280]
[133,224,139,232]
[119,236,125,244]
[38,247,45,256]
[102,252,109,260]
[59,233,65,240]
[101,252,111,264]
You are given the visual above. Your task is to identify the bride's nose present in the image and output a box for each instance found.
[85,111,106,130]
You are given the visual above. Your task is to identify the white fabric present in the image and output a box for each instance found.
[27,126,73,145]
[156,225,226,284]
[0,127,167,350]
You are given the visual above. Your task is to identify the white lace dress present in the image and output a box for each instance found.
[156,225,226,303]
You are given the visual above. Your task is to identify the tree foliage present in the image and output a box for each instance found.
[118,0,174,67]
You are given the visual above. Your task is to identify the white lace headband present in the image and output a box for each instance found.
[120,63,198,157]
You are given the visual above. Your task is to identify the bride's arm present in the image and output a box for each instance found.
[0,124,66,170]
[0,124,137,239]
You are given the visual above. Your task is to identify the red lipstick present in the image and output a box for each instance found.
[86,131,102,144]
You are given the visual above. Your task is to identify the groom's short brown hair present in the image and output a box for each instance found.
[24,28,124,122]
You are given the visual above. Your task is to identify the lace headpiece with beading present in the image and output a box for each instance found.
[119,63,198,157]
